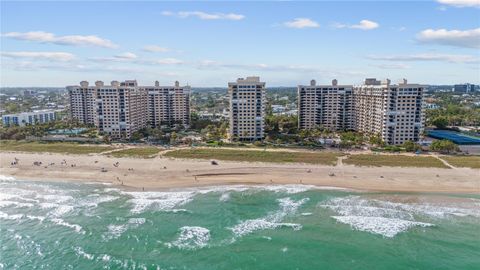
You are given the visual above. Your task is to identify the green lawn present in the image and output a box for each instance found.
[441,156,480,169]
[107,147,160,158]
[0,140,113,154]
[164,148,342,165]
[344,154,449,168]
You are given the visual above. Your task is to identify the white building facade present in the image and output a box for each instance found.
[353,78,424,145]
[228,77,266,141]
[2,110,57,127]
[146,81,191,127]
[298,78,424,145]
[67,80,190,139]
[298,79,354,131]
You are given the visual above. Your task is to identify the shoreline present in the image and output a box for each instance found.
[1,151,479,194]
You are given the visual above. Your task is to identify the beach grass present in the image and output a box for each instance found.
[441,156,480,169]
[107,147,160,158]
[0,140,114,155]
[164,148,342,165]
[344,154,449,168]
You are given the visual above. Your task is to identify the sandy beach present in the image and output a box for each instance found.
[1,151,479,194]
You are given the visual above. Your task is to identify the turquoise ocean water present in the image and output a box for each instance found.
[0,175,479,269]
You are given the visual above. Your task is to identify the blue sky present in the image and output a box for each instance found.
[1,0,479,87]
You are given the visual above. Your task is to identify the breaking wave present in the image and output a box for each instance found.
[318,195,479,237]
[230,197,308,238]
[166,226,211,250]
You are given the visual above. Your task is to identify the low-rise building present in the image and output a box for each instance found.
[2,110,57,127]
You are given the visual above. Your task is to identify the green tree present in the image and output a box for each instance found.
[431,117,448,129]
[430,140,459,154]
[369,135,384,147]
[402,140,421,152]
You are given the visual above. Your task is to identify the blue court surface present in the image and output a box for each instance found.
[427,130,480,145]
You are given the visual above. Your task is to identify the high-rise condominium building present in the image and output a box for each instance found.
[298,78,424,145]
[353,78,424,145]
[95,80,148,139]
[68,80,190,139]
[67,81,96,125]
[147,81,191,127]
[228,76,266,141]
[298,79,354,131]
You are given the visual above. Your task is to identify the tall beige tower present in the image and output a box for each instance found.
[67,81,96,125]
[353,78,424,145]
[298,79,354,131]
[228,76,266,141]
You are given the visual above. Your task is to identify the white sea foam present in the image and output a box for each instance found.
[317,195,478,237]
[0,211,23,220]
[260,184,317,194]
[25,215,45,222]
[49,205,75,217]
[122,191,195,214]
[104,188,121,193]
[51,218,85,234]
[81,195,119,208]
[36,194,73,204]
[105,224,128,240]
[194,184,317,195]
[103,218,147,240]
[230,197,308,238]
[100,254,111,262]
[231,219,302,237]
[0,200,34,208]
[0,175,15,181]
[321,196,480,220]
[219,192,231,202]
[128,218,146,225]
[332,216,433,238]
[166,226,210,250]
[73,246,94,260]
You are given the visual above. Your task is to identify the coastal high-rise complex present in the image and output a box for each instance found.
[298,79,354,130]
[95,80,148,139]
[67,80,190,139]
[67,81,96,125]
[147,81,191,127]
[228,76,266,141]
[298,78,424,145]
[353,78,424,145]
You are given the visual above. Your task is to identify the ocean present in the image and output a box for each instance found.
[0,176,479,270]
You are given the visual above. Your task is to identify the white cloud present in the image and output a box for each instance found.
[2,31,117,48]
[334,20,379,30]
[155,58,183,65]
[1,51,76,61]
[89,54,183,65]
[115,52,137,59]
[284,18,320,29]
[143,45,170,53]
[161,11,245,20]
[367,53,479,63]
[371,63,411,69]
[437,0,480,8]
[416,28,480,48]
[195,60,365,78]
